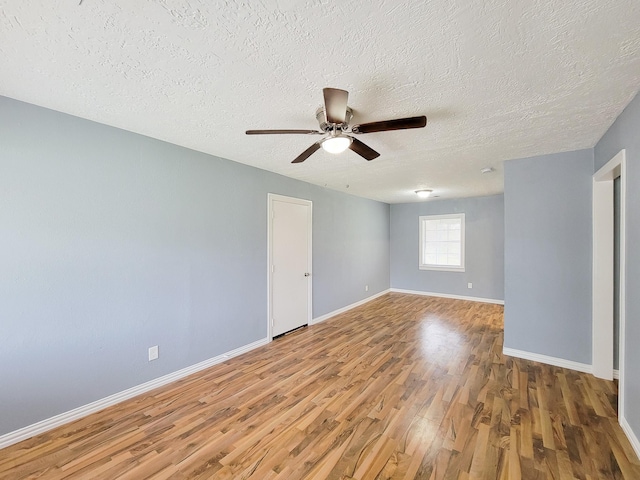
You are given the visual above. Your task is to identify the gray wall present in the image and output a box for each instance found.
[503,149,593,364]
[390,195,504,301]
[0,96,390,436]
[594,91,640,443]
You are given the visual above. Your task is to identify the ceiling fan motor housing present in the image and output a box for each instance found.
[316,106,353,132]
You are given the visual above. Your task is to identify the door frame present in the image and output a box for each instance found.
[592,149,626,414]
[267,193,313,340]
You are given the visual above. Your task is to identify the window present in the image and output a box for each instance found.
[419,213,465,271]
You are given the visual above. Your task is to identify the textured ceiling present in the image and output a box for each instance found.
[1,1,639,203]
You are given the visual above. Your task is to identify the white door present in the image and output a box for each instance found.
[269,194,312,337]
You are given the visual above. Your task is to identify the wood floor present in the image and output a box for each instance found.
[1,293,639,479]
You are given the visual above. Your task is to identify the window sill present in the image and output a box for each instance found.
[419,265,465,272]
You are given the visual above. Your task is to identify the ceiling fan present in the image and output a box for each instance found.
[246,88,427,163]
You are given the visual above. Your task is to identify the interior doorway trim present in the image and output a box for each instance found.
[592,149,626,416]
[267,193,313,340]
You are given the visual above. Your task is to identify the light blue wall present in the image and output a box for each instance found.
[390,195,504,301]
[594,91,640,443]
[0,96,390,435]
[503,149,593,364]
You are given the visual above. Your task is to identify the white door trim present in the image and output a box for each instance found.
[592,149,626,415]
[267,193,312,339]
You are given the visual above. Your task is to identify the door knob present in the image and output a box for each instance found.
[304,273,310,277]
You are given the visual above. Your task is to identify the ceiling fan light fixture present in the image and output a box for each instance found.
[321,135,352,154]
[415,189,432,198]
[245,87,426,163]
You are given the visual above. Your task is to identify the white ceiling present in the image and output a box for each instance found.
[1,1,639,203]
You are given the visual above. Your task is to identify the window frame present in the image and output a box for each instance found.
[418,213,466,272]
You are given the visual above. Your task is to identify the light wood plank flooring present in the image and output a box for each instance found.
[1,293,638,479]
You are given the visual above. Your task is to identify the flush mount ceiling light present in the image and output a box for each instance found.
[415,189,433,198]
[321,135,352,154]
[480,166,494,174]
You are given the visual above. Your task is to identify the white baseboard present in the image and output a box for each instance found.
[614,369,620,380]
[312,289,391,324]
[390,288,504,305]
[502,347,592,374]
[620,415,640,460]
[0,337,269,450]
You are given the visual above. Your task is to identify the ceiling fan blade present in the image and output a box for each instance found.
[323,88,349,124]
[246,129,322,135]
[351,115,427,134]
[292,142,321,163]
[349,137,380,161]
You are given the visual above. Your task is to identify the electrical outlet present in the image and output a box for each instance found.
[467,283,473,289]
[365,285,369,292]
[148,345,159,361]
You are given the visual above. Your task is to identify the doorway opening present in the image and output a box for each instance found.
[592,149,626,418]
